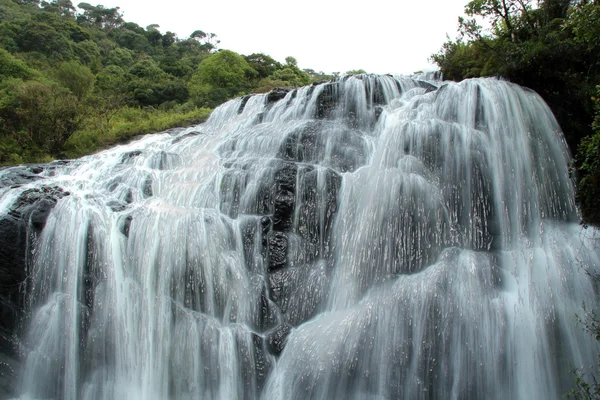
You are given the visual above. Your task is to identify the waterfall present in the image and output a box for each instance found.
[0,75,598,400]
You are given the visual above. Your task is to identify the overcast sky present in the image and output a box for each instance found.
[93,0,470,75]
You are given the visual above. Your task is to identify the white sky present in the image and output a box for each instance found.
[92,0,470,75]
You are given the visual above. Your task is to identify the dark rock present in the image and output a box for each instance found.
[120,150,142,164]
[250,334,272,393]
[239,94,253,113]
[124,189,133,204]
[142,175,153,198]
[277,121,368,173]
[30,198,58,231]
[268,262,328,326]
[119,215,133,237]
[0,166,43,189]
[0,185,69,398]
[165,127,186,136]
[171,130,203,144]
[266,323,292,356]
[260,216,271,231]
[273,190,295,231]
[267,88,292,105]
[273,161,297,192]
[9,186,70,231]
[268,231,288,271]
[258,286,278,332]
[148,151,181,170]
[315,82,339,119]
[272,162,298,231]
[416,80,438,93]
[106,200,127,212]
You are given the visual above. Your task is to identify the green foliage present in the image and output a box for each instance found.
[244,53,282,79]
[0,48,39,79]
[76,2,123,30]
[63,105,211,158]
[0,0,329,165]
[105,47,133,67]
[576,86,600,226]
[567,2,600,51]
[55,60,94,99]
[73,39,100,69]
[0,79,82,153]
[565,305,600,399]
[345,69,367,75]
[189,50,257,107]
[303,68,337,82]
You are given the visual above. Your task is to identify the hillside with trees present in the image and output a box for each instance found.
[0,0,336,165]
[430,0,600,226]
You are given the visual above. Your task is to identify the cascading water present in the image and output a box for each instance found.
[0,75,599,400]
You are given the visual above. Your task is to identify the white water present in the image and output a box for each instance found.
[2,75,599,399]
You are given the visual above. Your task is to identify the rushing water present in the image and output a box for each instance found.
[1,75,599,400]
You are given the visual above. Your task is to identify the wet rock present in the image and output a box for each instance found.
[0,166,43,189]
[148,151,181,170]
[416,80,438,93]
[165,127,186,136]
[124,189,134,204]
[258,286,278,332]
[0,185,69,398]
[9,186,70,232]
[120,150,142,164]
[106,200,127,212]
[119,215,133,237]
[171,130,203,144]
[267,88,292,105]
[239,94,253,113]
[142,176,153,198]
[249,333,273,394]
[273,190,295,231]
[266,323,292,356]
[268,262,328,326]
[272,162,298,231]
[315,82,339,119]
[277,121,368,173]
[268,231,288,271]
[260,216,271,231]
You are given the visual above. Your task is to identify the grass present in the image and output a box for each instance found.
[62,106,212,159]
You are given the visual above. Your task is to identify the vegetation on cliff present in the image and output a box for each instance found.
[0,0,337,164]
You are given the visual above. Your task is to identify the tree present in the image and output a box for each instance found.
[76,3,123,31]
[575,85,600,226]
[41,0,76,17]
[55,60,94,100]
[244,53,282,79]
[0,48,40,80]
[188,50,257,107]
[345,69,367,75]
[462,0,534,41]
[190,30,219,52]
[0,80,82,153]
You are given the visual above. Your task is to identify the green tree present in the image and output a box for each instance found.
[0,48,40,80]
[55,60,94,100]
[345,69,367,75]
[76,2,123,30]
[576,85,600,226]
[188,50,257,107]
[244,53,282,79]
[0,79,82,153]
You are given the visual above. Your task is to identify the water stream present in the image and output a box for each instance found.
[1,75,599,399]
